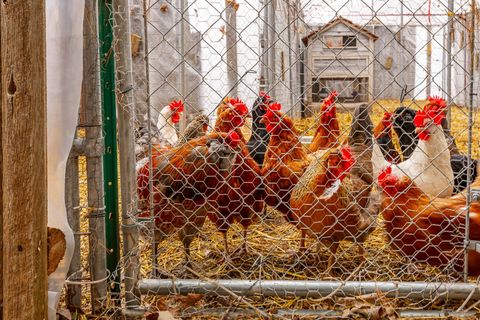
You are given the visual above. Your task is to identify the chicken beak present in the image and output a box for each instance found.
[415,127,424,136]
[259,117,266,124]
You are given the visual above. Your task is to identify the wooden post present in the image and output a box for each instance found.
[83,0,108,312]
[112,0,141,314]
[226,0,238,97]
[426,23,432,97]
[0,4,3,316]
[1,0,48,319]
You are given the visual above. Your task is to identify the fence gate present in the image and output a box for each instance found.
[65,0,480,318]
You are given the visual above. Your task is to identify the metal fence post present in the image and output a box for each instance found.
[112,0,142,314]
[446,0,454,131]
[464,0,476,282]
[98,0,121,299]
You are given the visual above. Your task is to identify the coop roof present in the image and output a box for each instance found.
[302,16,378,45]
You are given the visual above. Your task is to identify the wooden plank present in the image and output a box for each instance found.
[1,1,48,319]
[225,0,238,96]
[0,2,3,317]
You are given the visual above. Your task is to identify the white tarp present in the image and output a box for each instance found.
[46,1,84,318]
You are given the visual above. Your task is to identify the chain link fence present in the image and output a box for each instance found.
[61,0,480,318]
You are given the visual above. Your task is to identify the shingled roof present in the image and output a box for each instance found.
[302,16,378,45]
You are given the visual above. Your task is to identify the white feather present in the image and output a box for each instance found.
[156,105,179,147]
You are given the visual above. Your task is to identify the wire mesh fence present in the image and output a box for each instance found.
[61,0,480,318]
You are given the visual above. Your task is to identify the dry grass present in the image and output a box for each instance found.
[70,99,480,319]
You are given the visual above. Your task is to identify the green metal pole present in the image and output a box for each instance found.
[98,0,121,298]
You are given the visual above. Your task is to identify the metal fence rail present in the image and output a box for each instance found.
[63,0,480,318]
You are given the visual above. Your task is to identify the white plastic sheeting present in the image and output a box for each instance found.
[46,1,84,318]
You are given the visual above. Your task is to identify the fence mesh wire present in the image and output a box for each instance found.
[62,0,480,318]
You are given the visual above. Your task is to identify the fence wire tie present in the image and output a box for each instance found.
[86,206,107,218]
[65,268,111,286]
[121,84,134,94]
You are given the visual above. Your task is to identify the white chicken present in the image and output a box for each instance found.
[156,99,185,146]
[372,97,454,198]
[135,100,184,159]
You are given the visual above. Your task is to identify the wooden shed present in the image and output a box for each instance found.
[302,17,378,111]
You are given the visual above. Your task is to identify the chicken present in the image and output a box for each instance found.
[214,97,250,142]
[137,131,242,267]
[309,91,340,152]
[135,100,185,160]
[207,97,265,257]
[247,91,272,168]
[177,114,210,145]
[378,167,480,276]
[374,112,400,164]
[136,111,210,173]
[391,104,477,194]
[451,154,478,194]
[372,97,454,198]
[290,104,378,272]
[392,106,418,160]
[261,103,317,251]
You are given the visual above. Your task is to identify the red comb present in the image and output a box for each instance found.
[340,145,355,173]
[323,91,338,107]
[169,100,185,113]
[226,131,240,148]
[378,166,392,184]
[268,102,282,112]
[171,113,180,124]
[229,97,248,115]
[377,166,400,196]
[260,91,271,101]
[427,96,447,109]
[382,112,393,128]
[263,103,283,133]
[413,97,446,132]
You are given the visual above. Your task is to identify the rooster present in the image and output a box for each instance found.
[247,91,272,168]
[309,91,340,152]
[378,167,480,276]
[261,103,319,252]
[374,112,400,164]
[137,131,242,267]
[207,97,265,257]
[290,105,379,272]
[372,97,454,198]
[391,104,477,194]
[214,97,250,142]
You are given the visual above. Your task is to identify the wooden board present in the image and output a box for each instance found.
[1,1,48,318]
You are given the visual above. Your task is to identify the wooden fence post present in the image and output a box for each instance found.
[1,1,48,319]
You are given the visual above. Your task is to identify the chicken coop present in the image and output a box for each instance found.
[302,17,378,109]
[6,0,480,319]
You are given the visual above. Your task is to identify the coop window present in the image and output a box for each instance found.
[312,79,328,103]
[312,77,368,103]
[343,35,357,47]
[324,35,357,49]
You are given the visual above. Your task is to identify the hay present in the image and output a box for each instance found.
[72,100,480,319]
